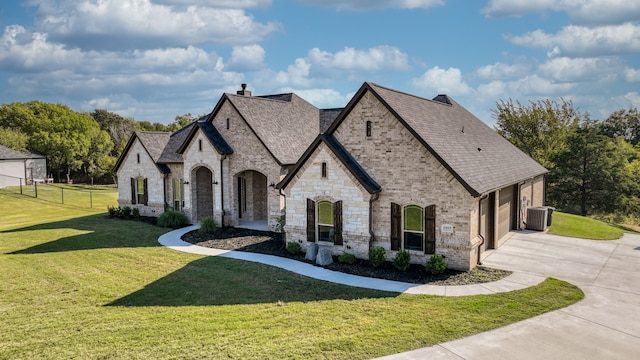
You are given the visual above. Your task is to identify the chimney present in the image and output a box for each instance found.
[237,83,252,97]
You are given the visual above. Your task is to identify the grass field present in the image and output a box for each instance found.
[0,191,583,359]
[548,211,625,240]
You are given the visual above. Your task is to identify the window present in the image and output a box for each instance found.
[403,205,424,251]
[136,153,140,163]
[390,203,436,253]
[198,139,203,151]
[321,162,327,178]
[173,178,184,210]
[130,177,148,205]
[226,117,230,130]
[306,199,343,245]
[317,200,334,242]
[366,120,372,137]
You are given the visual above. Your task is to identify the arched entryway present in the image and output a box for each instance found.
[193,166,214,221]
[235,170,268,229]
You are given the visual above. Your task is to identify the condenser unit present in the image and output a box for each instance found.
[526,207,548,231]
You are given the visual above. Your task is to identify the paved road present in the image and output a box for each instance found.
[377,231,640,359]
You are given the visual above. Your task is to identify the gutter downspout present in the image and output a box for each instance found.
[220,155,227,227]
[369,192,380,249]
[163,173,168,210]
[477,194,487,266]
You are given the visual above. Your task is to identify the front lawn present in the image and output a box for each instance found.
[548,211,625,240]
[0,191,583,359]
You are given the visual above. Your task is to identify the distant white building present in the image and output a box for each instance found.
[0,144,47,188]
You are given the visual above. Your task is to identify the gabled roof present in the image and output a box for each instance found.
[319,108,343,133]
[113,131,171,173]
[0,144,44,160]
[209,92,320,165]
[157,116,206,164]
[176,121,233,155]
[277,134,381,194]
[327,82,548,197]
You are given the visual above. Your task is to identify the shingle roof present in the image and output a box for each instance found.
[176,121,233,155]
[223,93,320,165]
[328,82,548,197]
[277,134,381,194]
[157,120,201,164]
[113,131,170,173]
[319,108,343,133]
[0,144,44,160]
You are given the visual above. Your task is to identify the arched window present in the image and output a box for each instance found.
[390,203,436,253]
[306,199,343,245]
[403,205,424,251]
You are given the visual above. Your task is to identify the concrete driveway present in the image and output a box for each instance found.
[378,231,640,359]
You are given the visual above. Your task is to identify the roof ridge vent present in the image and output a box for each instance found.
[432,94,452,105]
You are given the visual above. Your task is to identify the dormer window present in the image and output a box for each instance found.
[366,121,372,137]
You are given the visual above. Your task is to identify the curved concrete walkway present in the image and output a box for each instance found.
[377,231,640,359]
[159,225,545,296]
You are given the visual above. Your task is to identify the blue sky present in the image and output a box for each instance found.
[0,0,638,125]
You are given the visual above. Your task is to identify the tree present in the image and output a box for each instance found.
[90,109,136,156]
[547,121,636,216]
[168,113,198,132]
[493,98,581,168]
[0,126,28,151]
[599,108,640,145]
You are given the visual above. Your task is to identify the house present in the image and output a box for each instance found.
[115,85,340,231]
[277,82,547,270]
[0,144,47,188]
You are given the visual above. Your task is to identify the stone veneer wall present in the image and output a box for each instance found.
[116,138,165,217]
[210,101,284,231]
[284,144,372,258]
[181,129,223,224]
[332,91,478,270]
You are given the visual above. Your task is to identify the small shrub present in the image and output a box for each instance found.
[132,207,140,219]
[274,215,285,233]
[392,248,411,271]
[199,216,219,235]
[107,206,117,217]
[157,209,189,228]
[425,253,447,275]
[338,252,356,264]
[286,242,301,254]
[369,246,386,268]
[121,206,132,218]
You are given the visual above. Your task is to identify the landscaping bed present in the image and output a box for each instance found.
[181,227,511,285]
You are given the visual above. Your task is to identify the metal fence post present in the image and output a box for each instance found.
[34,181,38,198]
[19,178,23,195]
[61,188,64,204]
[90,191,93,208]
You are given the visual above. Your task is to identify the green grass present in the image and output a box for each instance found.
[3,183,118,210]
[548,211,625,240]
[0,193,584,359]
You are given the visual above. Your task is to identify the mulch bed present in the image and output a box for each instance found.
[181,227,511,286]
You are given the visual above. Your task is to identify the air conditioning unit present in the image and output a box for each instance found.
[526,207,548,231]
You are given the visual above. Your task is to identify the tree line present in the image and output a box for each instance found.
[0,101,198,184]
[494,100,640,218]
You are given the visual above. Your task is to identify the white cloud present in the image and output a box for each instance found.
[482,0,640,25]
[28,0,282,50]
[226,44,266,71]
[296,0,444,11]
[411,66,473,96]
[308,46,410,73]
[476,62,531,80]
[507,23,640,57]
[155,0,272,8]
[538,57,622,82]
[625,68,640,82]
[280,88,352,108]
